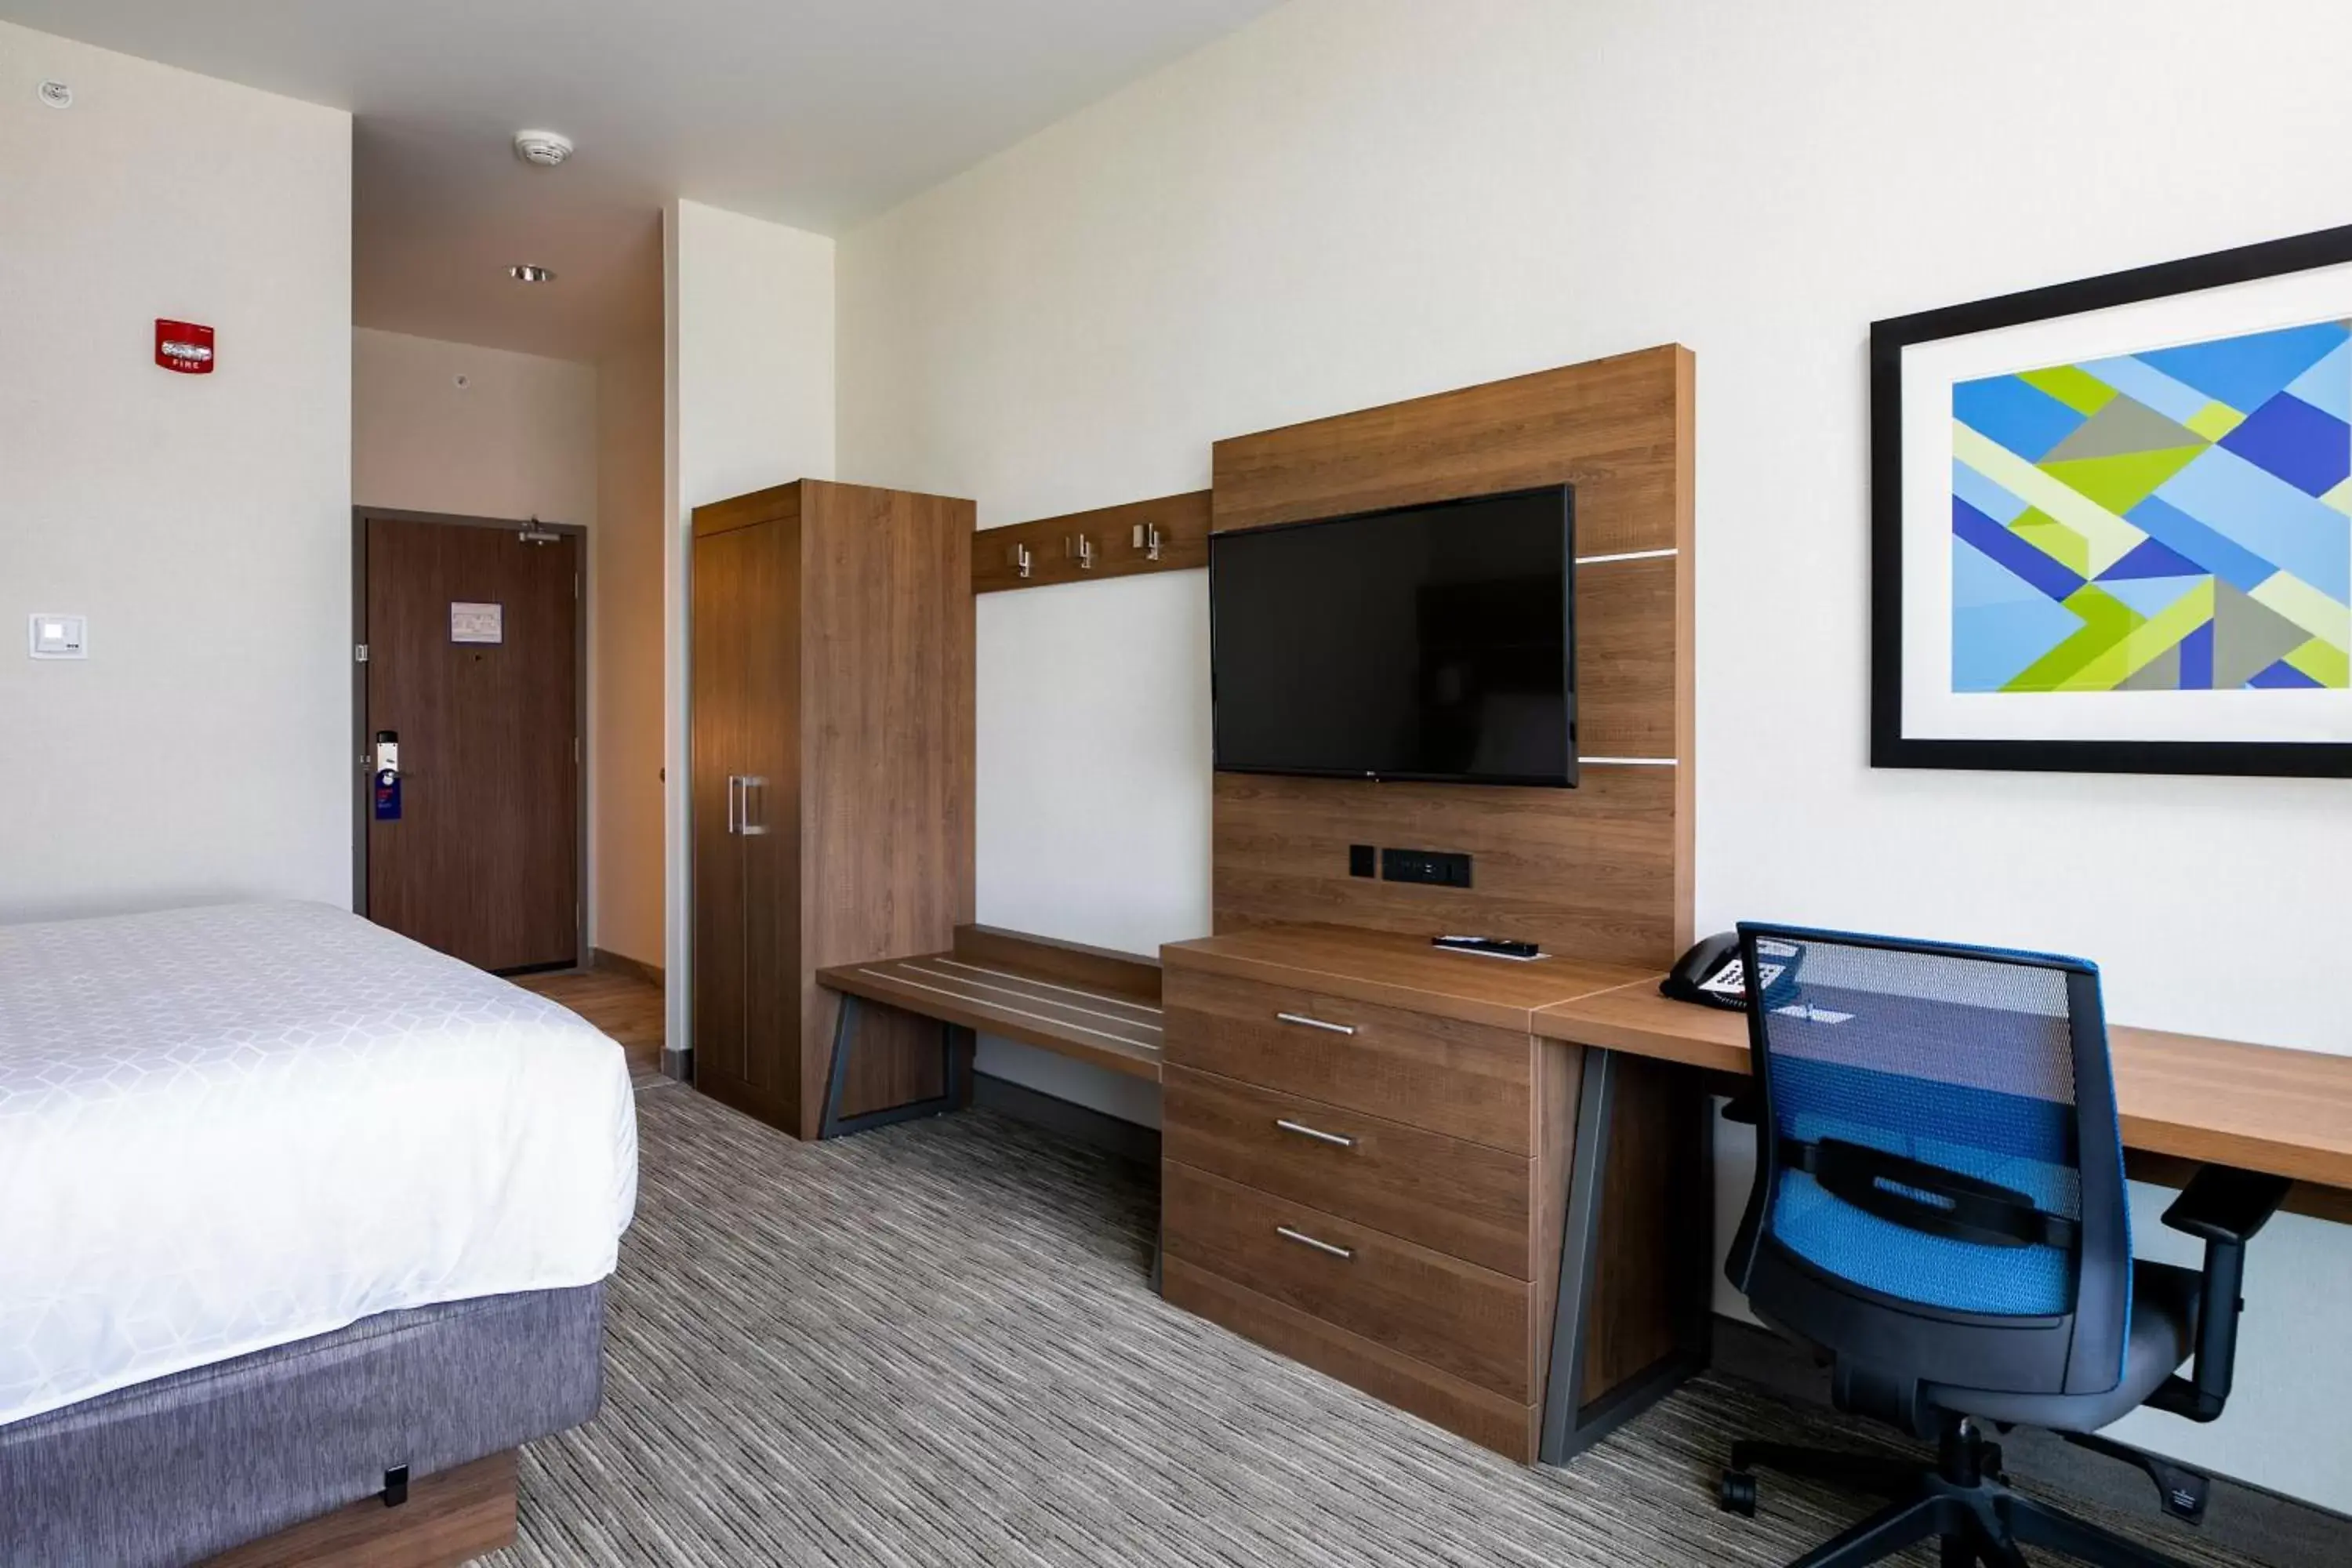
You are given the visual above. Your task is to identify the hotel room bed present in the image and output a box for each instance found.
[0,901,637,1566]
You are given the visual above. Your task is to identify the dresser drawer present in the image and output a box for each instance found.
[1163,1160,1531,1401]
[1163,967,1534,1152]
[1162,1065,1533,1278]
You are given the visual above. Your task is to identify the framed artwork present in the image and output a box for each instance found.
[1871,223,2352,776]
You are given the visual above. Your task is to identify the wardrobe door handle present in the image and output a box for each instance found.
[1275,1118,1356,1149]
[1276,1225,1354,1261]
[1276,1011,1355,1036]
[739,775,769,836]
[725,775,741,835]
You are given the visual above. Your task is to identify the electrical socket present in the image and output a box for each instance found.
[1380,848,1472,888]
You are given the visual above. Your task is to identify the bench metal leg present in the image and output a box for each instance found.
[818,996,967,1139]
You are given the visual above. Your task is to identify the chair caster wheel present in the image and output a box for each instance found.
[1719,1469,1758,1516]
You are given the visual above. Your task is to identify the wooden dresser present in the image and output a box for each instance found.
[1159,924,1710,1464]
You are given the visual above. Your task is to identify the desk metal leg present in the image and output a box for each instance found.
[1538,1046,1714,1465]
[819,997,967,1139]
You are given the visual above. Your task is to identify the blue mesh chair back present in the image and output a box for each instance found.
[1725,925,2133,1421]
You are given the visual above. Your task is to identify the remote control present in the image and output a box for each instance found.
[1432,935,1541,959]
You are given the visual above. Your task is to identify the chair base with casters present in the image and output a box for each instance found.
[1719,1415,2214,1568]
[1716,1160,2288,1568]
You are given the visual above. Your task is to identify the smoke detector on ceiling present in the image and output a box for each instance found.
[513,130,574,168]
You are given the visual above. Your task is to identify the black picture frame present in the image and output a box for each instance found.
[1871,221,2352,778]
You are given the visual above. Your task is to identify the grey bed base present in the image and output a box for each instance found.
[0,1282,605,1568]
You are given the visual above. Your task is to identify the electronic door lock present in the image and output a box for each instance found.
[372,730,402,822]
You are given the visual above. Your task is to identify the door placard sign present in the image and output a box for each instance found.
[450,601,503,644]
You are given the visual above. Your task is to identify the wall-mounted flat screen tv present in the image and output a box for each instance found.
[1210,485,1576,787]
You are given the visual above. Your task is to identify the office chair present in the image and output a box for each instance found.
[1714,924,2287,1568]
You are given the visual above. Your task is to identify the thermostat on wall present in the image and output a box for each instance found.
[30,614,87,659]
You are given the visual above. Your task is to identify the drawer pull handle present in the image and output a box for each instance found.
[1276,1225,1354,1260]
[1276,1011,1356,1036]
[1274,1118,1355,1149]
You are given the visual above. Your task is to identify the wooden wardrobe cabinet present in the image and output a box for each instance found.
[689,480,975,1138]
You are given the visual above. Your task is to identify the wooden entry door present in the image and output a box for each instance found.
[363,514,581,972]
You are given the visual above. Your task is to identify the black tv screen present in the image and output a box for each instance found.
[1210,485,1576,787]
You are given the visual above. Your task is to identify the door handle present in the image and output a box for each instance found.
[725,775,741,836]
[739,775,770,836]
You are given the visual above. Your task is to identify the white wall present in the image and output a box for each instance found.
[665,200,837,1054]
[969,573,1208,1123]
[353,326,670,958]
[352,328,599,527]
[0,23,350,921]
[835,0,2352,1508]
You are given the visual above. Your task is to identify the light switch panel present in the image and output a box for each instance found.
[29,614,86,659]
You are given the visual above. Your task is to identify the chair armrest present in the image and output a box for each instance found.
[2161,1164,2290,1247]
[2147,1166,2290,1423]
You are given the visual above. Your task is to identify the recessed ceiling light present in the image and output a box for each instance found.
[509,264,557,284]
[514,130,574,167]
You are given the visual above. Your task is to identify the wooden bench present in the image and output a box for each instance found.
[814,924,1163,1138]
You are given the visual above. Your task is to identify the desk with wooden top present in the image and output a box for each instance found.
[1153,922,2352,1468]
[1535,978,2352,1218]
[817,917,2352,1468]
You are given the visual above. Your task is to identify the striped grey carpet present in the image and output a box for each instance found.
[484,1082,2267,1567]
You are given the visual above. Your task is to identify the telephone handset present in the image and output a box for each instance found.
[1661,931,1798,1011]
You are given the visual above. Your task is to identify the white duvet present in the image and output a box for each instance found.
[0,902,637,1428]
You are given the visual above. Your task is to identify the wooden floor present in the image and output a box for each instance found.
[512,966,665,1075]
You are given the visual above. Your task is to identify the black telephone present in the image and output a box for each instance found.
[1662,932,1744,1009]
[1661,931,1796,1011]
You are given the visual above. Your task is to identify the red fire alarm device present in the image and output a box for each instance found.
[154,320,215,374]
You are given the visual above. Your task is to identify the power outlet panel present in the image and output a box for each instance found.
[1380,847,1472,889]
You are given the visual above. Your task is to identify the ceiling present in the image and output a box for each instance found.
[2,0,1283,361]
